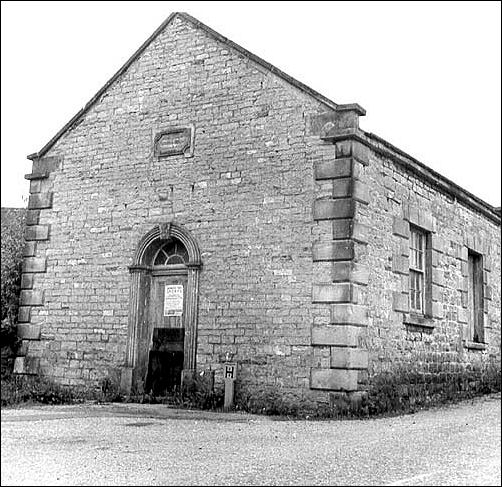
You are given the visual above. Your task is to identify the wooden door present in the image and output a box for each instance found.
[144,274,187,395]
[151,275,187,329]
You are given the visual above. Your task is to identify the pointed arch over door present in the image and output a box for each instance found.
[121,223,201,394]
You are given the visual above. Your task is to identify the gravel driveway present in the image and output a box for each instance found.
[1,393,500,486]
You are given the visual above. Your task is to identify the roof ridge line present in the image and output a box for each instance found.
[28,12,338,160]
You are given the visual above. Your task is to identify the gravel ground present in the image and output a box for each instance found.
[1,393,500,486]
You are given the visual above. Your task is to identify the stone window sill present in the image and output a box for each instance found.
[403,313,435,329]
[463,340,487,351]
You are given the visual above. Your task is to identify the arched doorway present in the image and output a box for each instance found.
[121,223,201,395]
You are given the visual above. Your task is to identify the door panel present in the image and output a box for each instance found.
[151,275,188,329]
[144,350,184,395]
[144,274,187,394]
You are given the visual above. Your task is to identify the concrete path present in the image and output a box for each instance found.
[1,393,500,486]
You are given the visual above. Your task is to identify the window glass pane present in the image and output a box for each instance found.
[409,270,424,312]
[417,250,423,270]
[154,240,188,266]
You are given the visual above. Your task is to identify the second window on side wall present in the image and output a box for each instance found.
[409,227,427,314]
[468,250,484,343]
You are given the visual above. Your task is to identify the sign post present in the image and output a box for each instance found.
[223,363,237,411]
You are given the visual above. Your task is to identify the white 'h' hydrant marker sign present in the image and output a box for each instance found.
[224,363,237,410]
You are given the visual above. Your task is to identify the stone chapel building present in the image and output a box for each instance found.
[15,13,501,407]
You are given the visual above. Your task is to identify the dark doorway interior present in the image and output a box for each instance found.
[145,328,184,395]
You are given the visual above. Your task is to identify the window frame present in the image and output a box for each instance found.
[408,226,432,317]
[467,249,484,343]
[153,240,189,267]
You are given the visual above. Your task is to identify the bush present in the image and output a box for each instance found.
[1,374,77,408]
[231,362,501,420]
[1,208,26,352]
[235,388,301,417]
[134,370,224,410]
[362,362,501,417]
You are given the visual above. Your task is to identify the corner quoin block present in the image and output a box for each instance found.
[312,240,354,262]
[22,257,47,273]
[19,290,44,307]
[13,356,40,375]
[25,225,50,241]
[17,324,41,340]
[310,368,358,391]
[311,324,364,347]
[28,192,53,210]
[312,283,353,303]
[313,199,354,220]
[330,348,368,369]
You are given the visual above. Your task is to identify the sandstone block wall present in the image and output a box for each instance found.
[17,15,336,402]
[16,13,501,408]
[355,137,501,387]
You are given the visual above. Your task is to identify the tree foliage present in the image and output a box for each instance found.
[1,208,26,343]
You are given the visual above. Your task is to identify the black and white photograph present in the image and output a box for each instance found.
[1,1,500,485]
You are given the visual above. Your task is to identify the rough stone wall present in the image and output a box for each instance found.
[17,15,337,401]
[356,143,501,388]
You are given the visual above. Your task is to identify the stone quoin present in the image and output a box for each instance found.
[15,12,501,408]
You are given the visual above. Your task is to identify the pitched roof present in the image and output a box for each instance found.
[27,12,500,222]
[27,12,339,160]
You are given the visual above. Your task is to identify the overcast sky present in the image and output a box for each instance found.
[1,1,500,208]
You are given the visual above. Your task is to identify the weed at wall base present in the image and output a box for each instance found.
[1,374,77,407]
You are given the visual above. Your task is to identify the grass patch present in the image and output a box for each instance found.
[1,374,77,408]
[131,371,225,410]
[233,362,501,419]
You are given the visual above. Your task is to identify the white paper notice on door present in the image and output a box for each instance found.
[164,285,183,316]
